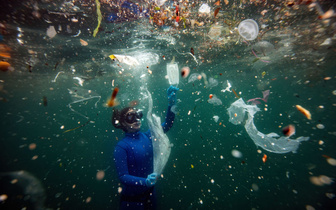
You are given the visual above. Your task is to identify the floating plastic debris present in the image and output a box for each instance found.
[247,90,270,105]
[73,77,84,86]
[208,78,218,89]
[221,80,232,92]
[188,73,201,83]
[145,88,171,175]
[238,19,259,41]
[109,54,140,67]
[167,62,179,85]
[181,67,190,78]
[213,115,219,123]
[208,95,222,106]
[208,25,223,41]
[46,26,57,39]
[199,3,211,14]
[228,98,309,153]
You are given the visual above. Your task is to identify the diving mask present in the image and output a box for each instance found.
[125,110,143,124]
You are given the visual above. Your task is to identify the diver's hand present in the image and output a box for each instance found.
[146,173,158,187]
[167,85,179,106]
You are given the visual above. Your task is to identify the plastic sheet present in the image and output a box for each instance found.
[199,3,211,14]
[188,73,201,83]
[252,41,275,55]
[228,98,309,153]
[208,77,218,89]
[208,95,222,106]
[145,89,171,175]
[109,54,140,66]
[208,25,223,41]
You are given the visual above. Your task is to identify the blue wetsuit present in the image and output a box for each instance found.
[114,106,175,209]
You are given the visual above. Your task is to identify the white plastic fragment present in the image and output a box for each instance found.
[199,3,211,14]
[113,54,140,66]
[320,38,332,46]
[221,80,232,92]
[46,26,57,38]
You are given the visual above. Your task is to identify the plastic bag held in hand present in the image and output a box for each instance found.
[146,173,158,187]
[167,85,179,106]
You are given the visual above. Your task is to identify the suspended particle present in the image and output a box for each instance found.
[29,143,37,150]
[316,124,325,129]
[0,194,8,202]
[96,170,105,181]
[231,149,243,158]
[85,196,92,203]
[181,67,190,78]
[282,124,295,137]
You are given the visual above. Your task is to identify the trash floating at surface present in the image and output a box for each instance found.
[238,19,259,41]
[296,105,312,120]
[208,95,222,106]
[228,98,309,154]
[208,25,223,41]
[322,155,336,166]
[199,3,211,14]
[109,54,140,67]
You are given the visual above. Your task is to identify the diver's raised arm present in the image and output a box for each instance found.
[162,85,179,133]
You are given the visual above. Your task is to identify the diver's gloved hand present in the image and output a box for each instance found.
[167,85,179,106]
[146,173,158,187]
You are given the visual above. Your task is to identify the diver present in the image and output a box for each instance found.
[112,85,179,210]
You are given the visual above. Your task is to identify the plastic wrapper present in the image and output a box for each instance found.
[145,89,171,175]
[228,98,309,153]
